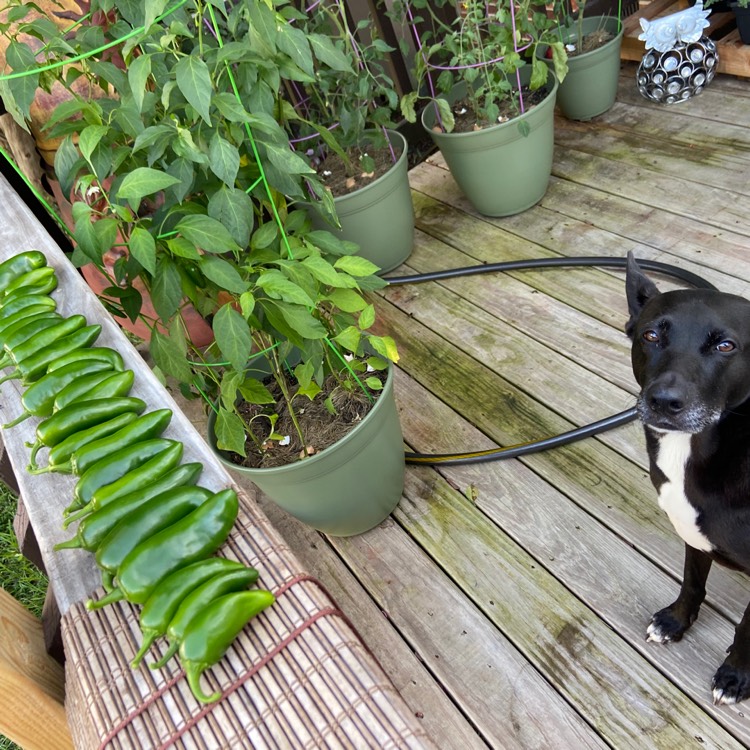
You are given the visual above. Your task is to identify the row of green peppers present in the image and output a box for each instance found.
[0,251,275,704]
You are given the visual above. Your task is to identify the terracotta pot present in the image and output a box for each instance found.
[0,1,117,165]
[47,178,214,346]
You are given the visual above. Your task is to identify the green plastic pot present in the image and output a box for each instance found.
[421,66,558,217]
[546,16,624,121]
[312,129,414,274]
[207,364,405,536]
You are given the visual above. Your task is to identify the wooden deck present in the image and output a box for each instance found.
[211,64,750,748]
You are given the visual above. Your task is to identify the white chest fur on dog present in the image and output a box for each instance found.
[652,430,713,553]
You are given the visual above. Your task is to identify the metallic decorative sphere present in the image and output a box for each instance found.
[637,36,718,104]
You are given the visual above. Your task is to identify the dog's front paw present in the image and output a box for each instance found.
[712,663,750,705]
[646,606,694,643]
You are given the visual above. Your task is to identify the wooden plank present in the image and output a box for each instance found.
[389,367,750,743]
[0,587,73,750]
[331,521,610,750]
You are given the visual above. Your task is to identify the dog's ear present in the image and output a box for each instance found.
[625,251,660,338]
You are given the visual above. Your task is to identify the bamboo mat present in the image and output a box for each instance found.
[61,484,433,750]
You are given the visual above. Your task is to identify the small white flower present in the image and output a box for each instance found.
[366,364,374,372]
[322,170,332,177]
[279,435,291,446]
[344,353,354,362]
[457,107,468,115]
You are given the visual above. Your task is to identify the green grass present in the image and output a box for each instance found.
[0,479,49,750]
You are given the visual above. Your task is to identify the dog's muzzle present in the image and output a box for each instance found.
[637,380,720,432]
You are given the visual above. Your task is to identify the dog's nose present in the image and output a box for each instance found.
[648,385,685,415]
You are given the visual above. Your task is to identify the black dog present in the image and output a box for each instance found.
[626,251,750,705]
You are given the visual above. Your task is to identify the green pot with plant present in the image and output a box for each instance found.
[284,0,415,273]
[0,0,406,534]
[541,10,624,121]
[396,0,568,217]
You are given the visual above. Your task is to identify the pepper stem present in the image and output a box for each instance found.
[2,411,30,428]
[184,662,221,704]
[25,439,43,471]
[131,631,158,669]
[0,370,20,385]
[86,587,124,610]
[53,536,82,551]
[62,502,93,528]
[149,641,178,670]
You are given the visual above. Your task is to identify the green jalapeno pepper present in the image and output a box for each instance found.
[0,251,47,291]
[1,324,102,385]
[31,411,139,474]
[0,305,59,343]
[54,462,203,551]
[65,440,184,525]
[131,557,248,669]
[0,313,64,358]
[27,396,146,470]
[87,488,239,608]
[95,485,214,583]
[66,438,180,514]
[49,408,173,475]
[0,291,55,314]
[149,566,261,670]
[2,266,57,298]
[0,314,87,367]
[1,276,57,304]
[178,590,275,703]
[2,360,115,429]
[46,346,124,374]
[53,369,134,412]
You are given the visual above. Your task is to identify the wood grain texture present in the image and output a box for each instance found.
[0,587,73,750]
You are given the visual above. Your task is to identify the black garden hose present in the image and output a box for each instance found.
[384,255,717,466]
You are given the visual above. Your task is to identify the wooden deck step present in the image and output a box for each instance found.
[621,0,750,78]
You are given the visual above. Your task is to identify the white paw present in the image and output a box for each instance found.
[645,620,673,643]
[713,686,739,706]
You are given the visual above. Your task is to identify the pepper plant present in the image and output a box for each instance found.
[395,0,569,132]
[0,0,399,463]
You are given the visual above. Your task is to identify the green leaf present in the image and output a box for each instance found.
[326,288,367,313]
[151,256,183,321]
[358,303,376,330]
[261,140,315,176]
[303,254,358,289]
[150,328,193,382]
[213,92,251,123]
[251,221,278,251]
[238,377,275,405]
[400,91,418,124]
[78,124,109,164]
[308,33,354,73]
[333,325,361,353]
[435,98,455,133]
[117,167,181,211]
[214,408,247,456]
[5,41,39,119]
[174,215,241,253]
[128,227,156,275]
[213,303,253,372]
[199,255,249,294]
[257,270,314,307]
[175,54,213,124]
[73,212,103,264]
[334,255,381,277]
[54,136,82,197]
[209,133,240,187]
[208,187,254,247]
[369,334,399,363]
[128,54,152,112]
[276,23,314,77]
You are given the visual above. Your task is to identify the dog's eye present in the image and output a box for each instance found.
[716,340,736,353]
[642,330,659,343]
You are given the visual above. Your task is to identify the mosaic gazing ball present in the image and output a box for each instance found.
[637,36,718,104]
